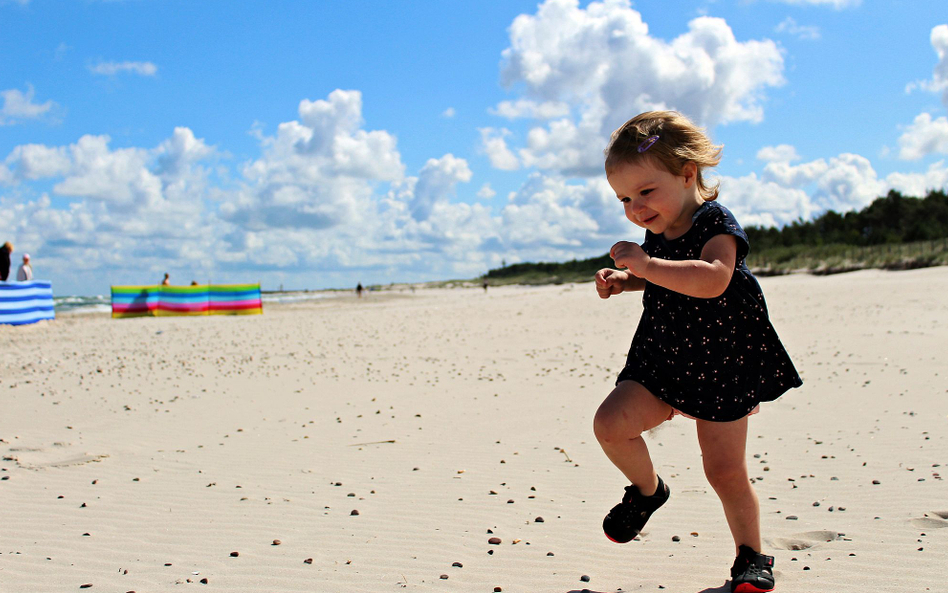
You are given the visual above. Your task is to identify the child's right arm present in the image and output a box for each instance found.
[594,268,646,299]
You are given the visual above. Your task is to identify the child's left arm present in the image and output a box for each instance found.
[611,234,737,299]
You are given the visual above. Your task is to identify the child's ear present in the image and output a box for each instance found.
[681,161,698,188]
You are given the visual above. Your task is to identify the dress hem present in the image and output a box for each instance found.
[614,373,801,423]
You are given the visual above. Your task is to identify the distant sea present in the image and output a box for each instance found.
[54,291,347,316]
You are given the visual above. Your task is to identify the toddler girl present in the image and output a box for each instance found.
[593,111,801,593]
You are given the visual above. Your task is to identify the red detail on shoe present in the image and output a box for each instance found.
[733,583,774,593]
[605,533,621,543]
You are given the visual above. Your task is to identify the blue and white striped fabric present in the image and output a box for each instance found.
[0,281,56,326]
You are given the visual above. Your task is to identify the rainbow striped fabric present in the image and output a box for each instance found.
[0,281,56,326]
[111,284,263,318]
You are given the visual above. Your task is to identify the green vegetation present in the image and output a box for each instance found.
[484,254,615,285]
[483,189,948,284]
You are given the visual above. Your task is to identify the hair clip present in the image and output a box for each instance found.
[637,135,659,153]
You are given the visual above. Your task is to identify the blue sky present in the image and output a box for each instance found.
[2,0,947,295]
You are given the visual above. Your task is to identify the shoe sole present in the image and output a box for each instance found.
[732,583,774,593]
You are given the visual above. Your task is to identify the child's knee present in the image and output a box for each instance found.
[593,403,641,445]
[703,458,749,492]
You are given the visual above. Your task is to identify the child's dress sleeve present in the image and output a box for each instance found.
[693,203,750,264]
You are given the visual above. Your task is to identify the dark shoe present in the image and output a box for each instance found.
[730,544,775,593]
[602,475,669,543]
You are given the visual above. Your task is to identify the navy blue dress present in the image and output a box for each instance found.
[616,201,802,421]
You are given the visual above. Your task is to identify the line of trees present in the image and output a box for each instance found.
[745,189,948,249]
[485,189,948,280]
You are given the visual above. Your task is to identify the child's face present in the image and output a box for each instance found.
[606,159,702,239]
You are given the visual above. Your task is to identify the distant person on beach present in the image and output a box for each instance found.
[592,111,801,593]
[483,280,488,292]
[161,273,170,286]
[356,282,363,298]
[0,241,12,281]
[16,253,33,281]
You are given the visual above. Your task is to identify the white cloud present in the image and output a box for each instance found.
[933,24,948,106]
[897,26,948,161]
[408,154,472,221]
[155,127,216,175]
[774,17,820,40]
[490,99,570,120]
[0,90,495,289]
[906,25,948,107]
[0,127,225,291]
[441,107,456,118]
[496,0,785,176]
[721,150,948,229]
[0,84,54,124]
[897,112,948,160]
[89,61,158,76]
[222,89,404,232]
[719,173,819,228]
[477,183,496,200]
[52,135,163,208]
[760,149,829,187]
[2,128,216,225]
[765,0,860,8]
[771,152,887,211]
[519,115,606,175]
[499,174,610,253]
[4,144,71,180]
[479,128,521,170]
[885,161,948,197]
[757,144,800,163]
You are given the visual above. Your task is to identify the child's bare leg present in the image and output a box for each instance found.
[593,380,673,495]
[696,417,762,552]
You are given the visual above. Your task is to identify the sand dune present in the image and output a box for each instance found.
[1,268,946,592]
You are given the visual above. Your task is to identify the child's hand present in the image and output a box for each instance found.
[595,268,629,299]
[610,241,650,278]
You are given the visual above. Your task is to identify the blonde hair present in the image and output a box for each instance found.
[2,241,12,252]
[604,111,723,201]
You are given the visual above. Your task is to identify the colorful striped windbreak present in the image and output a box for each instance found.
[0,281,56,326]
[111,284,263,318]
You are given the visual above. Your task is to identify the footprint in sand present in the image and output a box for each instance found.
[769,530,841,551]
[5,445,108,470]
[910,511,948,529]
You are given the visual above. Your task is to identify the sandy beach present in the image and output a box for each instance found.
[1,268,946,592]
